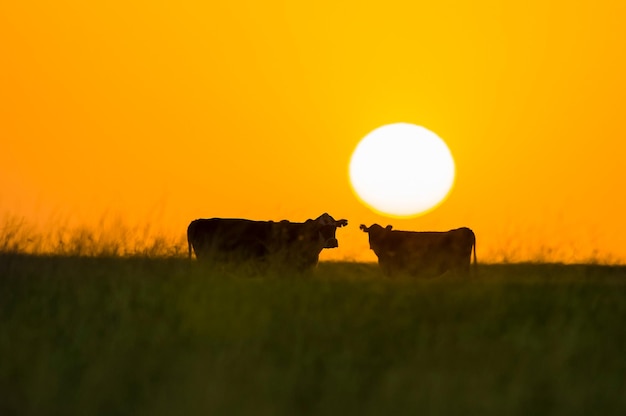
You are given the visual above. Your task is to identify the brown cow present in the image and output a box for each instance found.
[360,224,476,278]
[188,213,348,271]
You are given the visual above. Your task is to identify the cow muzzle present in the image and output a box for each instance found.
[324,238,339,248]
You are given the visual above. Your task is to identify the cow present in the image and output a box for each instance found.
[360,224,477,278]
[187,213,348,272]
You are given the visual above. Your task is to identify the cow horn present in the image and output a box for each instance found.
[360,224,368,232]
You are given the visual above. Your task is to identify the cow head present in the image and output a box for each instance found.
[269,213,347,270]
[360,223,394,250]
[311,213,348,248]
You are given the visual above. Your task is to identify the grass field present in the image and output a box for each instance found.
[1,254,625,415]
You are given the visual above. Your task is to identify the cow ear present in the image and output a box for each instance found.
[336,219,348,227]
[360,224,368,232]
[386,225,393,231]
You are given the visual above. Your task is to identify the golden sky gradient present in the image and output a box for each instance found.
[2,1,626,262]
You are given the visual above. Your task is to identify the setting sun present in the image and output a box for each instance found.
[349,123,455,218]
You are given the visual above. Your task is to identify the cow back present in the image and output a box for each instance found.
[187,219,274,262]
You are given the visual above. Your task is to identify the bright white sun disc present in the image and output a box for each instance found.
[349,123,455,217]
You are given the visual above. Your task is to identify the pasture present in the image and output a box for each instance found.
[1,255,625,415]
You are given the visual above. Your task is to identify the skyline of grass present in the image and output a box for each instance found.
[1,214,622,264]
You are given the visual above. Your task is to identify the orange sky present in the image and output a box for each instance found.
[2,1,626,262]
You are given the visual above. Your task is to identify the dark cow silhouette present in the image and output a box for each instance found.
[360,224,476,278]
[188,213,348,271]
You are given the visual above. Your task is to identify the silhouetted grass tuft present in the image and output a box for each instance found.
[0,214,186,258]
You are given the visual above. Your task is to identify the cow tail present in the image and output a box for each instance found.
[472,233,477,276]
[187,224,193,260]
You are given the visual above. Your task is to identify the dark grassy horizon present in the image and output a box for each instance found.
[3,213,625,265]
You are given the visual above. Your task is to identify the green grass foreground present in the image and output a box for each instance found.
[1,255,625,415]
